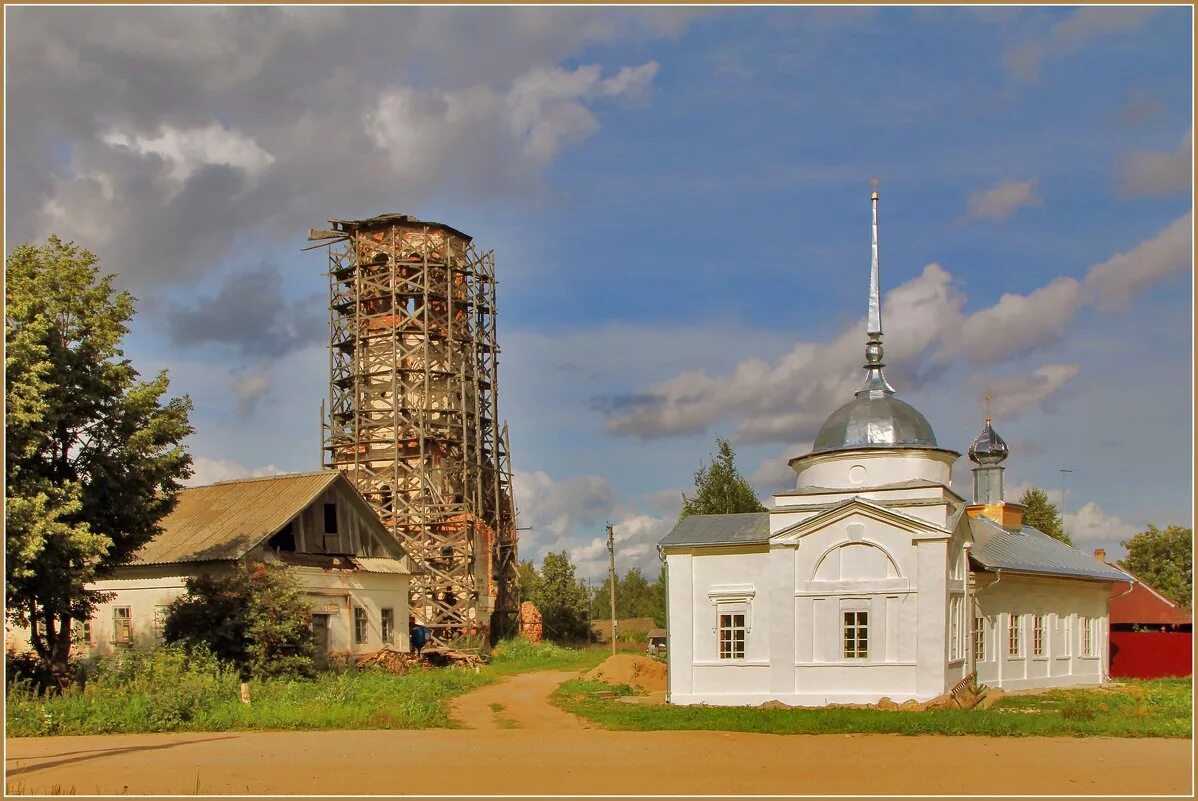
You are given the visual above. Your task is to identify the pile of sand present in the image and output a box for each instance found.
[584,654,667,693]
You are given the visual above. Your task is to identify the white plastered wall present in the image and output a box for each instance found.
[972,572,1111,690]
[9,564,411,660]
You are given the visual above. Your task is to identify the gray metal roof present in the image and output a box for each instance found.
[812,394,941,454]
[659,512,771,549]
[969,515,1132,582]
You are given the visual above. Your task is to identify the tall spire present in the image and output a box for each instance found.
[857,182,895,399]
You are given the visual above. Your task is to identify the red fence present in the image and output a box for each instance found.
[1109,631,1192,679]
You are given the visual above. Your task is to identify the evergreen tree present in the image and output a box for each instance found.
[680,438,766,519]
[1121,525,1193,607]
[5,237,193,683]
[165,563,316,679]
[1018,487,1070,545]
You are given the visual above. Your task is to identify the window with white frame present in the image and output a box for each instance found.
[1081,616,1096,657]
[718,612,746,659]
[949,596,962,660]
[113,607,132,644]
[1008,612,1023,657]
[1032,614,1046,657]
[1061,614,1072,657]
[354,606,368,645]
[974,615,987,662]
[843,610,869,659]
[381,608,395,644]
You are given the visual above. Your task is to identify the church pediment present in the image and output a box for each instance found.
[769,496,950,546]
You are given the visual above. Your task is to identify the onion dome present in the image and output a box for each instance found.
[968,418,1009,466]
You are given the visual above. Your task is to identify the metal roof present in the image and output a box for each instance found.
[812,394,941,454]
[349,557,410,575]
[969,515,1132,582]
[133,471,348,565]
[659,512,771,549]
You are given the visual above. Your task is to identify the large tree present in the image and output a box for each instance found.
[1018,487,1070,545]
[5,237,193,682]
[680,437,766,520]
[1121,525,1193,607]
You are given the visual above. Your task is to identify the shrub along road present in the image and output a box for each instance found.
[6,670,1192,795]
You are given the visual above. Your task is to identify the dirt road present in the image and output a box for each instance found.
[6,671,1192,795]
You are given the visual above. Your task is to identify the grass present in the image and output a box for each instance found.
[6,638,606,737]
[552,677,1192,738]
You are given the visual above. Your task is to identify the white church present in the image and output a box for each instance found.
[659,191,1131,707]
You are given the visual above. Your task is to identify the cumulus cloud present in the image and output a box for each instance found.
[604,214,1189,444]
[233,368,273,418]
[512,469,674,577]
[1064,502,1139,544]
[1117,128,1193,198]
[7,7,683,296]
[102,123,274,193]
[982,364,1081,420]
[961,178,1041,223]
[949,277,1083,364]
[186,456,286,486]
[1083,211,1192,311]
[167,262,324,358]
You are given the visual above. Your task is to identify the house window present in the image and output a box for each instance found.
[324,503,339,533]
[113,607,133,644]
[949,596,962,660]
[268,522,296,552]
[1032,614,1046,657]
[1061,615,1072,657]
[717,612,746,660]
[1008,613,1023,657]
[354,606,368,645]
[843,611,869,659]
[974,615,987,662]
[1081,616,1095,657]
[153,605,169,643]
[74,618,92,645]
[381,608,395,644]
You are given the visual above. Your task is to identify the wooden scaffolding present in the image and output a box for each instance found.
[308,214,518,648]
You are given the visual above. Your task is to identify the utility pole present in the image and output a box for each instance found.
[1059,468,1074,540]
[607,522,617,655]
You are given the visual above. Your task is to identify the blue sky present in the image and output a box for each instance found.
[6,6,1192,577]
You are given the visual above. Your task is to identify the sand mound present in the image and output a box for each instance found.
[584,654,667,693]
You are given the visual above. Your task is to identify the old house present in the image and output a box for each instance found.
[658,192,1132,707]
[67,471,412,666]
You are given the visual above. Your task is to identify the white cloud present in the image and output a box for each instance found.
[1064,501,1139,544]
[233,368,272,418]
[186,457,285,487]
[102,122,274,193]
[982,364,1081,420]
[1118,128,1193,198]
[366,60,659,170]
[512,469,673,578]
[950,277,1084,364]
[604,215,1189,445]
[1083,211,1192,311]
[961,178,1041,223]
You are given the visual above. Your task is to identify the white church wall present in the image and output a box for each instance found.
[790,449,956,493]
[973,572,1111,690]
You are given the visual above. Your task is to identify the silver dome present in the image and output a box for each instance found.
[812,394,939,453]
[967,419,1008,465]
